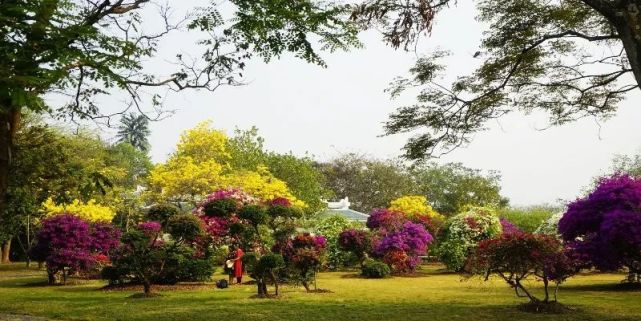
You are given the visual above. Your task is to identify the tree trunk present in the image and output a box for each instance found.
[269,271,279,296]
[542,278,550,303]
[47,270,56,285]
[1,240,11,263]
[612,1,641,86]
[0,108,20,261]
[143,281,151,295]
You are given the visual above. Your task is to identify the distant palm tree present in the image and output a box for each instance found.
[116,113,151,152]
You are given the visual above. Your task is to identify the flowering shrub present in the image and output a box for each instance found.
[559,174,641,281]
[375,222,433,273]
[500,218,521,235]
[389,195,443,220]
[535,211,564,237]
[436,207,502,271]
[338,228,371,267]
[30,214,121,285]
[467,232,582,307]
[43,198,115,222]
[280,233,327,292]
[366,208,405,231]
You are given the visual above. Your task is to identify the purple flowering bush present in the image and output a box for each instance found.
[559,174,641,281]
[29,214,121,285]
[366,208,405,232]
[375,222,433,273]
[500,218,521,235]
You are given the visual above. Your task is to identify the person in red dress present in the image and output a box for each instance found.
[232,246,244,285]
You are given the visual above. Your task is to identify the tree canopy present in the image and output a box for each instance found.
[351,0,641,159]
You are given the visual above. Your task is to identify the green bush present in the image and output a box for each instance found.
[239,205,268,226]
[167,214,204,241]
[146,203,180,225]
[361,260,391,278]
[498,206,557,233]
[203,198,238,217]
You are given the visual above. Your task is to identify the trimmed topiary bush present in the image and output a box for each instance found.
[361,260,391,278]
[146,204,180,225]
[202,198,238,217]
[167,214,205,242]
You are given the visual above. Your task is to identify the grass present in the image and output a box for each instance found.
[0,263,640,321]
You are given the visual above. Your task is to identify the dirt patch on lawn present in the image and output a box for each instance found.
[0,314,52,321]
[101,283,214,292]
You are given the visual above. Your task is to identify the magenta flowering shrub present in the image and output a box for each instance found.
[279,233,327,292]
[270,197,292,207]
[30,214,121,285]
[374,222,433,273]
[500,218,521,235]
[366,208,405,231]
[138,221,162,235]
[559,174,641,278]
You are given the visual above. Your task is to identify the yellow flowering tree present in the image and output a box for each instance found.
[389,195,443,221]
[147,121,304,207]
[42,198,115,222]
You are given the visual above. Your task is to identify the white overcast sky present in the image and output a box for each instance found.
[95,2,641,207]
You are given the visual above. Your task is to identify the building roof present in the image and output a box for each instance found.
[319,208,370,222]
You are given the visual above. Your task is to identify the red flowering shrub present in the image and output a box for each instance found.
[374,222,433,273]
[467,232,582,308]
[338,229,371,267]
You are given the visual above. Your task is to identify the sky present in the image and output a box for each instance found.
[97,3,641,207]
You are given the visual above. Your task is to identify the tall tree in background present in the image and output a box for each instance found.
[351,0,641,160]
[116,113,151,153]
[0,0,359,259]
[319,154,418,213]
[411,163,508,216]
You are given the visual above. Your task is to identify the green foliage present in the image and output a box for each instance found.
[312,214,363,269]
[227,127,332,214]
[146,204,180,225]
[319,153,417,212]
[361,259,391,279]
[116,113,151,153]
[499,206,558,233]
[412,163,509,216]
[167,214,205,242]
[203,199,238,217]
[366,0,641,159]
[238,205,268,227]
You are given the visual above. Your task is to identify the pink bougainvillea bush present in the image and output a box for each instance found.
[29,214,121,285]
[559,174,641,282]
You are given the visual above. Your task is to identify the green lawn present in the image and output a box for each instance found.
[0,263,639,321]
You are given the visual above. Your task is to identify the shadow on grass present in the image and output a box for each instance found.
[563,282,641,292]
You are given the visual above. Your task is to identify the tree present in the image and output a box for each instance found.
[411,163,508,216]
[0,0,359,248]
[350,0,641,159]
[147,122,305,206]
[319,154,418,212]
[1,118,135,263]
[558,174,641,283]
[467,232,581,310]
[116,113,150,153]
[227,127,332,214]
